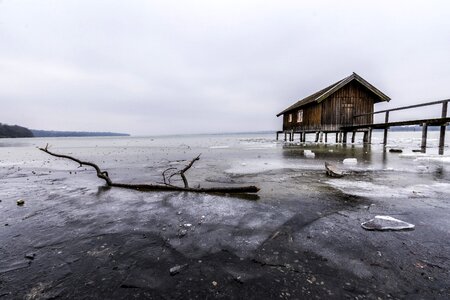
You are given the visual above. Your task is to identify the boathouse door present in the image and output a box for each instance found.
[341,103,354,126]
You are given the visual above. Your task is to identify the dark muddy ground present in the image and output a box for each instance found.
[1,137,449,299]
[1,178,449,299]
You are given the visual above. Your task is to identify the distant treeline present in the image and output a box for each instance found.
[0,123,34,138]
[31,129,130,137]
[0,122,130,138]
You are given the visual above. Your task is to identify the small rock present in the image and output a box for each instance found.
[17,199,25,206]
[183,223,192,228]
[212,281,218,287]
[177,211,182,215]
[178,229,187,237]
[25,253,36,260]
[169,264,188,276]
[234,276,243,284]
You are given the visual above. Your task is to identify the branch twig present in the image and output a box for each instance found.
[38,146,259,195]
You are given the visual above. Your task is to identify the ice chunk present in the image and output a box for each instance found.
[361,216,415,231]
[343,158,357,165]
[304,150,315,158]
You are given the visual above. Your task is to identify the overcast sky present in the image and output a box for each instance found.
[1,0,449,135]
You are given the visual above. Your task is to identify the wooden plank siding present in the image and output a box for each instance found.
[321,81,375,131]
[282,103,321,131]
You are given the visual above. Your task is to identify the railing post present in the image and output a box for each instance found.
[421,122,428,153]
[439,101,448,155]
[383,111,389,147]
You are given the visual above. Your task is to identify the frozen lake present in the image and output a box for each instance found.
[0,131,449,299]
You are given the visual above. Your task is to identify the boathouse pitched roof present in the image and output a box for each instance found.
[276,72,390,117]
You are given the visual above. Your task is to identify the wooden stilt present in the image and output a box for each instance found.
[336,132,339,143]
[276,132,279,140]
[351,131,356,143]
[338,132,342,143]
[319,132,323,143]
[284,132,287,141]
[439,127,446,155]
[383,128,389,147]
[421,122,428,153]
[383,111,389,147]
[439,102,447,155]
[342,132,347,144]
[325,133,328,143]
[315,132,319,142]
[363,131,368,144]
[368,128,373,144]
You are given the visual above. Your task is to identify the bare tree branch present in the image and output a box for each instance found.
[38,146,259,195]
[179,154,200,188]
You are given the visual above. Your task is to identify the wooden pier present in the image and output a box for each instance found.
[277,99,449,155]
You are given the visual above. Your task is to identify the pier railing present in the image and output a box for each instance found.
[350,99,449,154]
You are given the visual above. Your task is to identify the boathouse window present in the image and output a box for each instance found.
[297,110,303,123]
[288,113,292,122]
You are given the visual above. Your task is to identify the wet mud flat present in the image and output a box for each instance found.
[1,136,449,299]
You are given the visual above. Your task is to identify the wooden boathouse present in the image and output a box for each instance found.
[276,73,390,143]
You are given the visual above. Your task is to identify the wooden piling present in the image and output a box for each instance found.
[325,133,328,143]
[315,132,319,142]
[351,131,356,143]
[284,132,287,141]
[335,132,339,143]
[421,122,428,153]
[439,102,448,155]
[342,132,347,144]
[383,111,389,147]
[319,132,323,143]
[363,131,368,143]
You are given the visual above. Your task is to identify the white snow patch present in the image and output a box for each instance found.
[415,156,450,164]
[326,180,450,199]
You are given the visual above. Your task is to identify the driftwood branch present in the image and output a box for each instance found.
[38,145,259,194]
